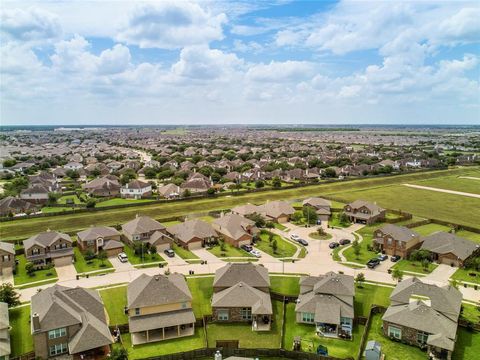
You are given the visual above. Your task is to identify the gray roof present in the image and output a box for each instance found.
[129,309,195,333]
[309,272,355,297]
[212,214,257,241]
[84,176,120,191]
[421,231,478,260]
[231,203,260,217]
[345,200,384,215]
[0,302,10,357]
[212,282,272,315]
[24,231,72,249]
[167,219,217,244]
[123,180,150,190]
[302,197,331,208]
[0,241,15,255]
[127,273,191,309]
[213,263,270,289]
[77,226,120,242]
[122,216,165,236]
[257,200,295,218]
[158,183,181,197]
[375,224,419,242]
[103,239,123,250]
[0,196,36,214]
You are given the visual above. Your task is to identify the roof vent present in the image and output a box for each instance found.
[155,276,159,281]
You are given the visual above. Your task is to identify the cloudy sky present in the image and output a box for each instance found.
[1,0,479,125]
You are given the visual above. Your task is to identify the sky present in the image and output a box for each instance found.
[1,0,479,125]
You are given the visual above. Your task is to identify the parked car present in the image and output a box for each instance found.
[241,244,253,252]
[378,254,388,261]
[339,239,351,245]
[367,258,381,269]
[250,249,262,258]
[290,234,300,241]
[390,255,401,262]
[329,242,340,249]
[117,252,128,263]
[316,220,322,225]
[164,249,175,258]
[298,238,309,246]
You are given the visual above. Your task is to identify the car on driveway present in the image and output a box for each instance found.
[378,254,388,261]
[329,242,340,249]
[164,249,175,258]
[241,244,253,253]
[339,239,351,245]
[290,234,300,241]
[367,258,381,269]
[390,255,401,262]
[298,238,309,246]
[117,252,128,263]
[250,249,262,258]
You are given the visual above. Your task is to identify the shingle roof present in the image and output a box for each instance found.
[212,282,272,315]
[77,226,120,242]
[213,263,270,289]
[302,197,331,208]
[312,272,355,297]
[123,180,150,190]
[212,214,257,241]
[0,241,15,255]
[257,200,295,219]
[122,216,165,236]
[376,224,419,242]
[167,219,217,244]
[421,231,478,261]
[128,309,195,333]
[346,200,384,215]
[24,231,72,249]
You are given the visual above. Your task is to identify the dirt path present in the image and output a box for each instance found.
[403,183,480,199]
[459,176,480,181]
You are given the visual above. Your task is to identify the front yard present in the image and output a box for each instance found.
[391,259,438,275]
[172,243,200,260]
[256,231,297,258]
[13,254,58,286]
[342,224,381,264]
[9,306,34,357]
[73,247,113,274]
[208,243,252,258]
[451,268,480,285]
[122,244,166,265]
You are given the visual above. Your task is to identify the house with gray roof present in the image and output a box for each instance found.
[295,272,355,339]
[83,176,121,197]
[256,200,295,223]
[166,219,217,250]
[77,226,123,257]
[122,216,172,252]
[0,242,15,276]
[23,231,73,268]
[0,302,10,360]
[343,200,385,225]
[120,180,152,199]
[212,213,259,248]
[30,285,113,359]
[302,197,332,221]
[420,231,480,267]
[127,274,195,345]
[212,263,272,331]
[374,224,422,259]
[382,277,462,359]
[0,196,39,217]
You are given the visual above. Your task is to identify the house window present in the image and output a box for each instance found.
[49,343,68,356]
[417,331,429,344]
[218,310,229,321]
[48,327,67,339]
[135,308,140,315]
[387,237,393,245]
[240,307,252,320]
[32,248,40,255]
[302,312,315,323]
[2,255,10,262]
[388,325,402,339]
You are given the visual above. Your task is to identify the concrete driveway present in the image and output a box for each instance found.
[0,269,14,285]
[163,254,188,266]
[191,248,223,263]
[109,256,135,271]
[56,264,77,281]
[423,264,458,286]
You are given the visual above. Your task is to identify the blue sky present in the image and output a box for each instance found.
[1,0,479,125]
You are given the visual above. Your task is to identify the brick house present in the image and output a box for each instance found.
[23,231,74,268]
[166,219,217,250]
[0,241,15,276]
[343,200,386,225]
[373,224,422,258]
[122,216,172,252]
[76,226,123,257]
[212,214,259,248]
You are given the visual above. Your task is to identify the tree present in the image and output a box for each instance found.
[323,168,337,178]
[207,187,216,196]
[391,268,403,283]
[317,227,327,236]
[110,347,128,360]
[66,169,80,180]
[302,206,318,225]
[352,240,361,259]
[97,250,107,266]
[355,273,365,288]
[0,283,20,307]
[2,159,16,168]
[86,198,96,208]
[268,232,274,243]
[339,212,350,226]
[246,213,265,228]
[292,211,303,223]
[219,240,226,252]
[271,239,278,254]
[272,176,282,188]
[120,168,137,185]
[25,262,35,276]
[84,249,96,261]
[421,258,430,272]
[255,180,265,189]
[47,192,60,205]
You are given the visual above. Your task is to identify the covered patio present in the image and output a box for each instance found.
[252,314,271,331]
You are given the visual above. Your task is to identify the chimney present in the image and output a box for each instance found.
[32,313,41,332]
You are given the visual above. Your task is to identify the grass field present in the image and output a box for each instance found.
[172,243,199,260]
[100,285,128,325]
[96,198,154,207]
[58,194,84,204]
[257,231,297,258]
[73,247,113,273]
[411,176,480,195]
[270,275,300,296]
[2,167,478,241]
[13,254,58,286]
[9,306,34,357]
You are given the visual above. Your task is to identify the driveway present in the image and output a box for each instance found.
[163,254,188,266]
[191,248,223,263]
[423,264,458,286]
[109,256,135,272]
[56,264,77,281]
[0,269,14,285]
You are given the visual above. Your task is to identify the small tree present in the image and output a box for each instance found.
[352,240,361,259]
[25,262,35,276]
[355,273,365,288]
[255,180,265,189]
[84,249,96,261]
[421,258,430,272]
[271,239,278,254]
[182,189,191,198]
[86,198,96,208]
[450,279,459,289]
[317,227,327,236]
[110,347,128,360]
[392,268,403,283]
[268,232,274,243]
[219,240,226,252]
[246,213,265,228]
[292,211,303,223]
[272,176,282,188]
[97,250,107,266]
[0,283,21,307]
[339,212,350,225]
[302,206,318,225]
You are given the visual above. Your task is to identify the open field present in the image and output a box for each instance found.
[1,167,478,241]
[411,175,480,195]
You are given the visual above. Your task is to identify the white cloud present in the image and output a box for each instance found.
[116,1,227,49]
[97,44,132,75]
[246,61,315,82]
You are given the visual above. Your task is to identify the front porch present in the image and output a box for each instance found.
[131,323,195,345]
[252,314,271,331]
[316,323,352,339]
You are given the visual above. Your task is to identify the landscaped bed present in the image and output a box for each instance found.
[342,224,383,264]
[308,231,332,240]
[256,231,297,258]
[73,247,113,274]
[13,254,58,286]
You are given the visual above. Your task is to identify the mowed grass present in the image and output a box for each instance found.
[96,198,154,207]
[100,286,128,325]
[208,243,252,258]
[9,305,34,357]
[270,275,301,296]
[411,223,452,235]
[452,329,480,360]
[2,167,477,241]
[354,284,393,316]
[187,276,213,318]
[13,254,58,286]
[411,176,480,195]
[342,224,383,264]
[257,232,297,258]
[392,260,438,274]
[73,247,113,274]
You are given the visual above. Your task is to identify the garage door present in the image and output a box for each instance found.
[1,266,12,276]
[238,239,251,247]
[54,256,72,267]
[156,243,171,252]
[277,216,288,223]
[188,241,203,250]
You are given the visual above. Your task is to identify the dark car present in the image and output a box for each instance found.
[367,258,381,269]
[329,242,340,249]
[390,255,401,262]
[241,244,253,252]
[378,254,388,261]
[298,238,309,246]
[339,239,351,245]
[164,249,175,258]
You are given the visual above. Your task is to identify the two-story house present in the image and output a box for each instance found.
[31,285,113,359]
[374,224,422,259]
[19,185,50,204]
[122,216,172,252]
[295,272,355,339]
[212,214,259,248]
[120,180,152,200]
[23,231,74,268]
[76,226,123,257]
[343,200,386,225]
[0,242,15,276]
[302,197,332,222]
[127,274,195,345]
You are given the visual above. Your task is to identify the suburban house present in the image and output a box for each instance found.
[382,277,462,359]
[64,162,83,171]
[0,196,38,216]
[19,185,50,204]
[30,285,113,359]
[122,216,172,252]
[420,232,480,267]
[0,242,15,276]
[295,272,355,339]
[256,200,295,223]
[302,197,332,221]
[120,180,152,199]
[181,173,212,193]
[212,214,259,248]
[343,200,386,224]
[127,274,195,345]
[231,203,260,218]
[211,263,272,331]
[76,226,123,256]
[157,184,181,199]
[166,219,217,250]
[84,176,121,197]
[0,302,11,360]
[23,231,74,268]
[374,224,422,259]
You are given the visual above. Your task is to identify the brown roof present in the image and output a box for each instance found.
[24,231,72,249]
[77,226,120,242]
[122,216,165,236]
[213,263,270,289]
[167,219,217,244]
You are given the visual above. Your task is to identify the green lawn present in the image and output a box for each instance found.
[343,224,383,264]
[273,222,288,231]
[412,176,480,195]
[172,243,199,260]
[270,275,300,296]
[257,231,297,258]
[41,206,77,213]
[456,229,480,244]
[100,286,128,325]
[283,303,364,358]
[208,243,252,258]
[58,194,84,205]
[13,254,58,286]
[461,303,480,325]
[392,260,438,274]
[3,167,477,241]
[123,244,165,265]
[365,313,426,360]
[206,300,284,348]
[96,198,154,207]
[411,223,452,236]
[354,284,393,316]
[120,327,206,359]
[453,328,480,360]
[187,276,213,318]
[308,232,333,240]
[328,212,351,228]
[73,247,113,274]
[9,305,34,356]
[451,268,480,285]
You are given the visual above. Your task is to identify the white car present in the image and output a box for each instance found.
[250,249,262,258]
[290,234,300,241]
[117,252,128,263]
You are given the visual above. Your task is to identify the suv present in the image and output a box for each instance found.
[339,239,351,245]
[241,244,253,252]
[329,242,340,249]
[390,255,401,262]
[250,249,262,258]
[298,238,309,246]
[164,249,175,258]
[117,252,128,263]
[367,258,381,269]
[378,254,388,261]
